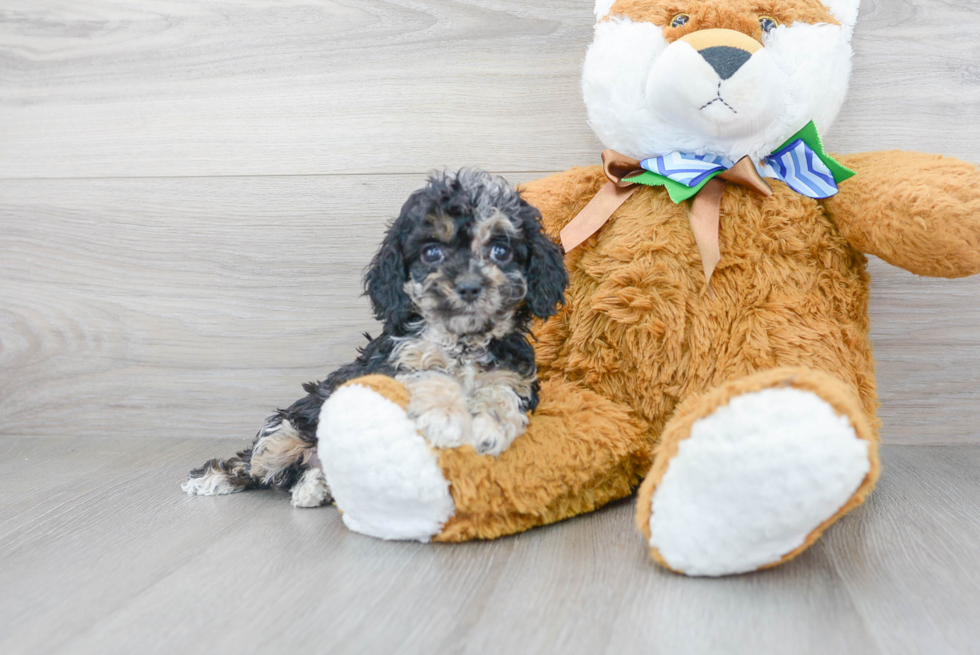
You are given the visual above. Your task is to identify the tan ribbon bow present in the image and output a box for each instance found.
[559,150,773,287]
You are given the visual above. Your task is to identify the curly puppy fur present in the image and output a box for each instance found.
[182,169,567,506]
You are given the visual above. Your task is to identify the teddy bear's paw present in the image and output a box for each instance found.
[646,386,872,576]
[317,382,455,541]
[289,467,332,508]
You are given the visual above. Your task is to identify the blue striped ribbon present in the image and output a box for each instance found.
[639,140,840,199]
[759,139,839,198]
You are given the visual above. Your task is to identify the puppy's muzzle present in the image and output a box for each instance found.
[680,29,762,80]
[454,277,484,304]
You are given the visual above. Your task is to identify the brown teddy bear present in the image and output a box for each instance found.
[315,0,980,576]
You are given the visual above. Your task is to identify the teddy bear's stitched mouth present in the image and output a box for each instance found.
[699,82,737,114]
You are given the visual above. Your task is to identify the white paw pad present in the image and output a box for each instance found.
[649,387,871,576]
[317,384,455,541]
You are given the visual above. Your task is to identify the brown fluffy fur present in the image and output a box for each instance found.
[338,149,980,554]
[528,165,880,434]
[433,161,885,542]
[827,152,980,278]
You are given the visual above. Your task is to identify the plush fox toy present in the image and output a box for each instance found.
[317,0,980,575]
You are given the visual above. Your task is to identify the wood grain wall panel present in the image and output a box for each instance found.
[0,173,544,441]
[1,0,978,179]
[0,0,601,178]
[1,175,399,440]
[2,176,979,443]
[1,0,979,444]
[868,258,980,444]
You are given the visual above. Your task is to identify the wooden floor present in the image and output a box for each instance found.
[1,437,979,655]
[3,1,980,653]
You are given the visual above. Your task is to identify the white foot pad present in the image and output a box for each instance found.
[649,387,871,576]
[317,384,455,541]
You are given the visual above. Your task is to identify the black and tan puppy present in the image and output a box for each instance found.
[182,169,567,507]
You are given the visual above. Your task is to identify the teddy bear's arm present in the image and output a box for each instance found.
[318,375,652,543]
[517,168,609,378]
[518,166,608,238]
[822,151,980,278]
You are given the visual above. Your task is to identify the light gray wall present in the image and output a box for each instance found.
[1,0,979,443]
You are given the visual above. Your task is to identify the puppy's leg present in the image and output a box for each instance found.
[182,415,331,507]
[249,418,331,508]
[181,447,255,496]
[398,372,472,450]
[179,418,283,496]
[468,370,533,456]
[290,466,331,508]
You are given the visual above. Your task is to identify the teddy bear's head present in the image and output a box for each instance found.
[583,0,859,161]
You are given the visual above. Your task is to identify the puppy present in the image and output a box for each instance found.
[182,169,568,507]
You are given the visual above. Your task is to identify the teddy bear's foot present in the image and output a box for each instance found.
[317,375,455,541]
[636,368,879,577]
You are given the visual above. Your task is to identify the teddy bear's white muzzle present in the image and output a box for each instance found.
[646,40,784,139]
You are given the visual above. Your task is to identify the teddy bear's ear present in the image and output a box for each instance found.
[820,0,861,30]
[593,0,616,21]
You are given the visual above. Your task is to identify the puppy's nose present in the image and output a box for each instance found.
[455,280,483,303]
[698,46,752,80]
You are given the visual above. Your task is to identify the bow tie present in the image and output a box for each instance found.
[560,121,855,287]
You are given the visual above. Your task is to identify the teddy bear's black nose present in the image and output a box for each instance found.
[699,46,752,80]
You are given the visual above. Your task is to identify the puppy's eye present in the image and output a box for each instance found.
[489,244,512,263]
[421,245,444,264]
[759,16,779,33]
[670,14,689,28]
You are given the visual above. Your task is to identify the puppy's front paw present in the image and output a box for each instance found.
[471,414,507,456]
[414,406,472,450]
[400,372,472,450]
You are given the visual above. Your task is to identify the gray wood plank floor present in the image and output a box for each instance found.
[1,438,978,655]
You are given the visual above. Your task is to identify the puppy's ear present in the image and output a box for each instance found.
[364,218,413,329]
[520,200,568,319]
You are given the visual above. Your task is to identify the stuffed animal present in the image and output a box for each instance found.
[317,0,980,575]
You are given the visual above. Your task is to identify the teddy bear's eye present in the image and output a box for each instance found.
[670,14,690,28]
[759,16,779,33]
